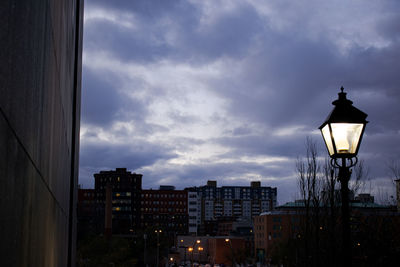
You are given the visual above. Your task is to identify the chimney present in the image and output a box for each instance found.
[207,180,217,187]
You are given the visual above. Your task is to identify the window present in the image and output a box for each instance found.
[273,217,282,222]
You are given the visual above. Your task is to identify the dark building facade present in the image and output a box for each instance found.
[94,168,143,235]
[141,187,188,234]
[0,1,83,266]
[254,202,400,266]
[77,188,102,238]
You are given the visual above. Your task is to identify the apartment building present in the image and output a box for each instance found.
[187,190,200,234]
[187,180,277,223]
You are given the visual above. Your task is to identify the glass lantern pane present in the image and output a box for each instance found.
[331,123,364,154]
[321,124,335,156]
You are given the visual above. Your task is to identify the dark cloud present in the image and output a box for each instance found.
[79,141,177,184]
[140,159,294,189]
[80,1,400,203]
[84,0,263,64]
[214,134,309,158]
[81,66,152,129]
[231,126,253,136]
[83,18,174,63]
[86,0,193,20]
[81,68,124,125]
[177,3,264,62]
[84,0,199,63]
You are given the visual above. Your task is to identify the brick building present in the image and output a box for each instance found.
[253,201,399,265]
[77,188,102,237]
[141,186,188,234]
[253,211,300,261]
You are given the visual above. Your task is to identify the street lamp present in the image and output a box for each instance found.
[319,87,368,267]
[179,239,189,267]
[225,238,235,267]
[144,234,148,267]
[189,240,201,266]
[155,229,162,267]
[197,246,204,263]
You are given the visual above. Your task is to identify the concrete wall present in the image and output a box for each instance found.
[0,0,83,266]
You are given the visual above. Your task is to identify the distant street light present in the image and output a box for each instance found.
[319,87,368,267]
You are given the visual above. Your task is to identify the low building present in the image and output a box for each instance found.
[253,211,300,261]
[354,193,374,203]
[208,237,246,267]
[177,236,209,264]
[176,235,247,266]
[253,200,399,265]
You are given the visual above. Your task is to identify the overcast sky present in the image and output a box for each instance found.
[79,0,400,204]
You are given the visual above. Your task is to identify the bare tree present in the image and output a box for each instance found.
[388,159,400,181]
[350,159,370,195]
[294,138,371,267]
[295,137,323,266]
[376,159,400,205]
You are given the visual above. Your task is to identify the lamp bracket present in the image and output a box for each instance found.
[330,157,358,169]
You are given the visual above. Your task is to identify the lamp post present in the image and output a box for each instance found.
[189,240,201,266]
[144,234,148,267]
[197,246,204,263]
[225,238,235,267]
[178,245,189,267]
[155,229,162,267]
[179,239,189,267]
[319,87,368,267]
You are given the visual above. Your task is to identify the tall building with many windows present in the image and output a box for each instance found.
[187,189,200,234]
[187,181,277,224]
[94,168,142,234]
